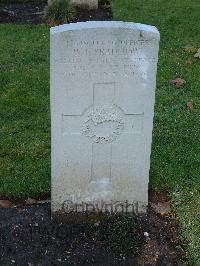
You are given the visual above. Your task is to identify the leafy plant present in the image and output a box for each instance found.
[43,0,76,26]
[84,214,145,256]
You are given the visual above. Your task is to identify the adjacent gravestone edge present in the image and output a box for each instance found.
[70,0,98,10]
[51,21,160,37]
[48,0,98,9]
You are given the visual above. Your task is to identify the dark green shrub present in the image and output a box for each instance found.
[43,0,76,26]
[99,215,144,256]
[84,214,145,256]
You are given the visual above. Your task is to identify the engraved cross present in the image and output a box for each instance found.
[62,82,144,184]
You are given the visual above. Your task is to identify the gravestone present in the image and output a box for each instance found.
[51,21,160,216]
[48,0,98,10]
[70,0,98,9]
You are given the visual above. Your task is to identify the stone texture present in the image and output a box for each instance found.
[48,0,98,10]
[50,21,160,215]
[70,0,98,9]
[47,0,53,5]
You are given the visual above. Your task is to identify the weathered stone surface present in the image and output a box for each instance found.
[50,21,160,215]
[70,0,98,10]
[48,0,53,5]
[48,0,98,10]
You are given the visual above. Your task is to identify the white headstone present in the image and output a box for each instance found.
[70,0,98,9]
[51,21,160,216]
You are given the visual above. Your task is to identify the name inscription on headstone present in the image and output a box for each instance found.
[54,38,156,78]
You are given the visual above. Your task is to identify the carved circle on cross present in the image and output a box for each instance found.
[82,105,124,144]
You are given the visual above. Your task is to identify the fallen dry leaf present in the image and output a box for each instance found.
[187,101,193,109]
[47,19,60,27]
[182,45,198,52]
[25,197,38,204]
[170,78,186,88]
[186,59,192,65]
[0,199,15,208]
[194,48,200,59]
[151,202,171,215]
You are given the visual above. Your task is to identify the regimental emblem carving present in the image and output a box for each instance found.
[82,105,124,144]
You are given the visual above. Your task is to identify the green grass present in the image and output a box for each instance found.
[0,25,50,198]
[0,0,200,264]
[112,0,200,264]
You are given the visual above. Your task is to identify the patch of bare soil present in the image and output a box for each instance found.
[0,1,111,24]
[0,191,186,265]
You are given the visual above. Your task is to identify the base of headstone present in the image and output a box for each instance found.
[52,200,147,223]
[70,0,98,10]
[52,201,147,224]
[48,0,98,10]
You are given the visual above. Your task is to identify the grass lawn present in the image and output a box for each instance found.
[0,0,200,264]
[0,25,51,197]
[112,0,200,264]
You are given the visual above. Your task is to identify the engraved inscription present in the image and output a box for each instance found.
[54,36,154,78]
[82,105,124,144]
